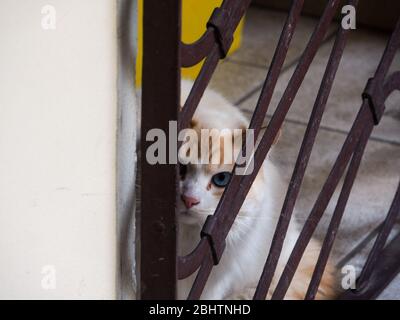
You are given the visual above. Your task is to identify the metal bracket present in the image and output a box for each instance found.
[201,215,226,265]
[362,77,386,125]
[207,7,234,58]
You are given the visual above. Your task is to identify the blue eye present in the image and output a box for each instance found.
[211,172,231,188]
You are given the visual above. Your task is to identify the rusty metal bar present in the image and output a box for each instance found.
[216,0,343,238]
[178,238,208,280]
[180,0,344,298]
[340,18,400,298]
[178,0,304,279]
[254,0,357,300]
[179,46,220,132]
[187,252,214,300]
[271,103,374,299]
[139,0,181,299]
[336,221,383,269]
[305,126,369,300]
[272,16,400,299]
[140,0,400,300]
[249,0,305,142]
[179,0,252,132]
[181,29,216,68]
[339,232,400,300]
[357,181,400,288]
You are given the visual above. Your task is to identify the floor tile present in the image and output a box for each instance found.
[378,273,400,300]
[209,7,400,298]
[209,60,267,104]
[242,114,400,264]
[238,28,400,144]
[230,7,337,68]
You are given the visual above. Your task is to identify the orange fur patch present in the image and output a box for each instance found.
[284,238,338,300]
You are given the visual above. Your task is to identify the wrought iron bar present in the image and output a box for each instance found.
[254,0,358,300]
[305,126,369,300]
[179,0,252,132]
[272,17,400,298]
[181,29,216,68]
[339,233,400,300]
[141,0,400,300]
[181,0,344,299]
[271,104,374,299]
[139,0,181,299]
[357,181,400,288]
[248,0,305,140]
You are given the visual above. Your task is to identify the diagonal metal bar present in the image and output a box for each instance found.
[177,2,400,301]
[305,125,369,300]
[339,232,400,300]
[179,46,220,132]
[178,0,304,279]
[181,0,344,298]
[178,238,208,280]
[248,0,305,140]
[272,15,400,300]
[357,180,400,288]
[187,252,214,300]
[271,104,374,299]
[254,0,357,298]
[179,0,252,132]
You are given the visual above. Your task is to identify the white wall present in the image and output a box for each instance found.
[0,0,118,299]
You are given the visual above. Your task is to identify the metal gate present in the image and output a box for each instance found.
[139,0,400,300]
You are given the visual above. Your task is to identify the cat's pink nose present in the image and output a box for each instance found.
[181,194,200,209]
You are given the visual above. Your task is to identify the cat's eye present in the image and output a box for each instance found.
[211,172,231,188]
[179,164,187,179]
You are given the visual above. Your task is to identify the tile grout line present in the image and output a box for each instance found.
[241,109,400,148]
[232,28,338,106]
[231,25,400,147]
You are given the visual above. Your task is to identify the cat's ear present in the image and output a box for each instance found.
[273,128,282,145]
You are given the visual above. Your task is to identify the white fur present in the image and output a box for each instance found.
[178,80,301,300]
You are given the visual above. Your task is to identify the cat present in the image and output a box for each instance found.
[177,80,337,300]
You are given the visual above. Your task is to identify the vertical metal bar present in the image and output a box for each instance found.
[139,0,181,299]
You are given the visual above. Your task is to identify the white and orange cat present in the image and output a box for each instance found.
[177,80,336,300]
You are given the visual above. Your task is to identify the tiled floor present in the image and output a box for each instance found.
[209,7,400,299]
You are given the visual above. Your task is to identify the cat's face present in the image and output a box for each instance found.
[178,81,280,228]
[178,160,235,225]
[177,83,263,225]
[177,124,255,226]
